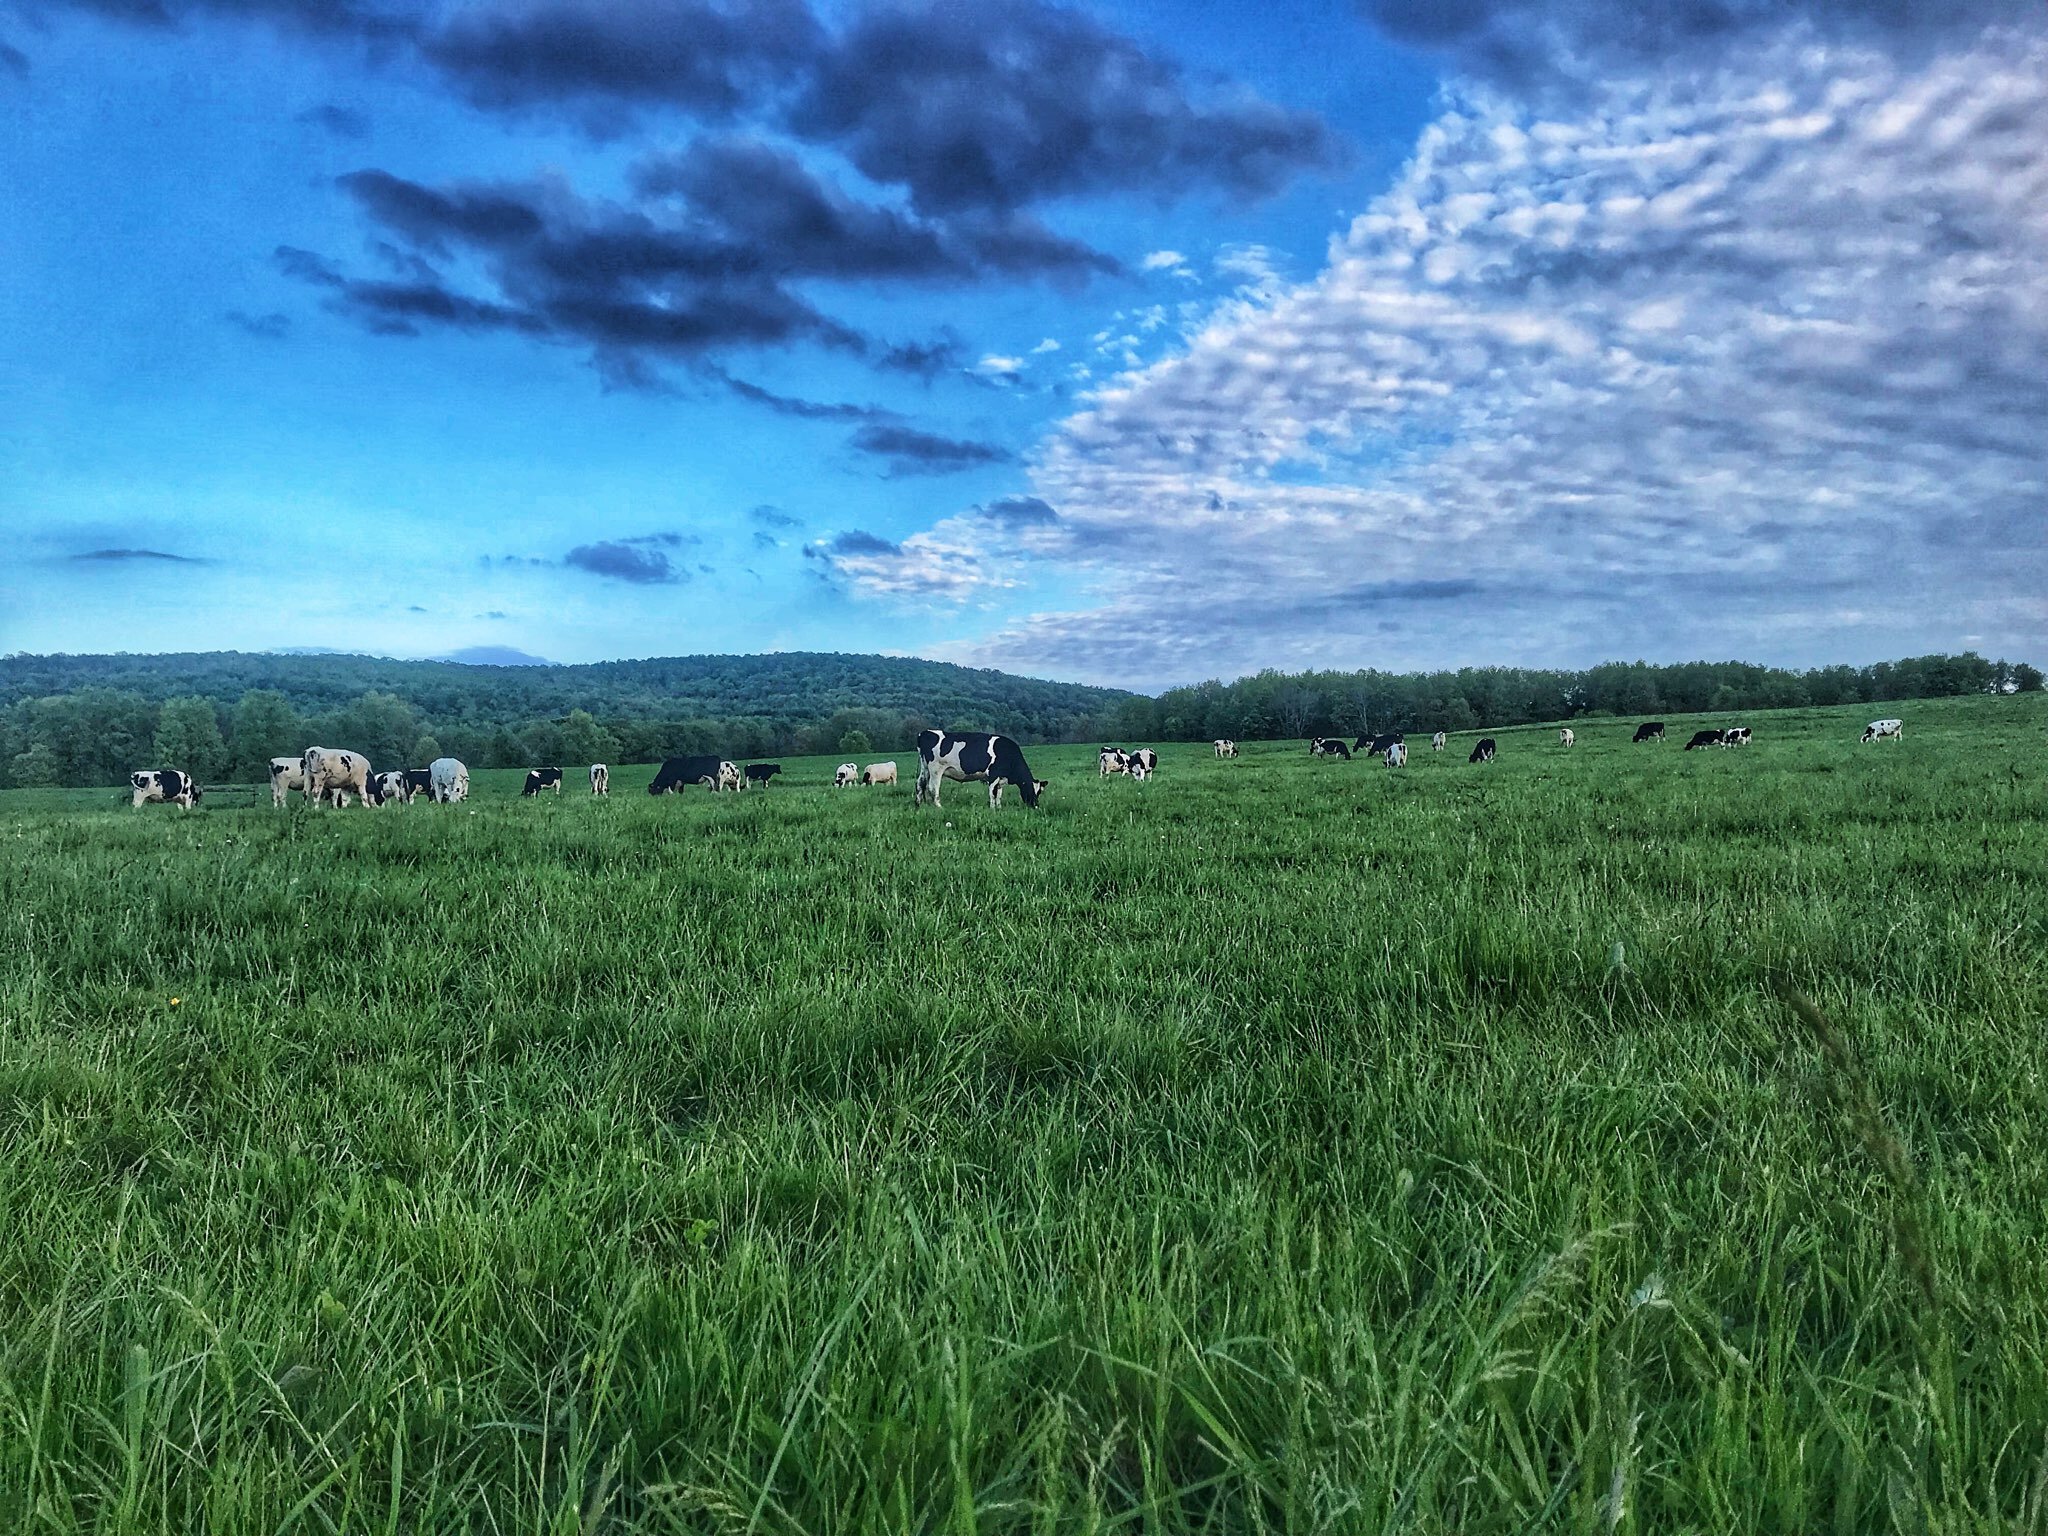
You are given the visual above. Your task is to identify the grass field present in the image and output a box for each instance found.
[3,697,2045,1532]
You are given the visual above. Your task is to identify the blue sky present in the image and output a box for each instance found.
[3,0,2042,689]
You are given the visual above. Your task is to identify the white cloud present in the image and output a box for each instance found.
[1141,249,1190,273]
[1030,337,1061,354]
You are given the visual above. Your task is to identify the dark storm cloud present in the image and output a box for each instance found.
[875,333,964,378]
[562,540,684,583]
[817,529,899,556]
[712,370,887,420]
[849,423,1011,476]
[298,101,370,137]
[978,494,1058,525]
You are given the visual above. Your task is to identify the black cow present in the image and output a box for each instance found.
[1309,737,1351,759]
[914,729,1040,808]
[403,768,434,799]
[649,756,738,794]
[744,763,782,786]
[1632,722,1666,743]
[1356,733,1404,756]
[522,767,564,796]
[1683,730,1724,751]
[1469,738,1497,763]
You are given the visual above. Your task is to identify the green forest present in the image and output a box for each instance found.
[0,647,2036,788]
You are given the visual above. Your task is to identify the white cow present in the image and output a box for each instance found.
[1559,728,1575,747]
[834,762,860,787]
[590,763,609,796]
[861,761,898,786]
[1862,718,1903,744]
[1385,741,1408,767]
[268,755,306,808]
[302,747,372,808]
[1214,739,1238,758]
[1432,732,1447,752]
[429,757,469,803]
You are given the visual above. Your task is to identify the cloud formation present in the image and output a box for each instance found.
[848,422,1011,476]
[563,539,686,583]
[69,547,208,563]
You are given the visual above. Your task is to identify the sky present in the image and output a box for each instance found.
[2,0,2042,691]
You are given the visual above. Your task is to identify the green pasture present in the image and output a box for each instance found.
[1,697,2044,1532]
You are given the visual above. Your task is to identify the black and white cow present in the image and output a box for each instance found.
[1099,747,1129,776]
[523,767,564,796]
[745,763,783,786]
[403,768,434,800]
[429,757,469,803]
[1683,730,1725,751]
[366,770,412,806]
[1214,739,1238,758]
[1862,718,1903,743]
[302,747,371,808]
[1385,741,1408,767]
[590,763,609,796]
[130,768,200,810]
[1721,727,1752,747]
[834,762,860,787]
[1559,728,1575,748]
[1309,737,1352,759]
[268,755,306,808]
[1432,731,1447,752]
[1632,722,1666,743]
[915,729,1041,809]
[1356,733,1404,757]
[649,756,740,794]
[991,777,1050,807]
[1469,738,1497,764]
[1126,748,1157,781]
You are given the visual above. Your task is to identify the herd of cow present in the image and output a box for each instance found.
[123,717,1913,812]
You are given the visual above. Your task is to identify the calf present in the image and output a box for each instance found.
[744,763,783,786]
[834,762,860,787]
[1469,738,1497,764]
[1309,737,1352,759]
[1683,729,1724,751]
[1721,727,1752,747]
[1098,747,1129,776]
[862,761,898,786]
[268,755,306,808]
[429,757,469,803]
[1432,732,1446,752]
[523,767,564,796]
[1385,741,1408,767]
[1559,728,1575,747]
[130,768,200,810]
[590,763,609,796]
[1126,748,1158,781]
[1214,739,1238,758]
[649,756,740,794]
[1862,718,1903,744]
[302,747,371,808]
[1632,722,1666,743]
[914,729,1041,809]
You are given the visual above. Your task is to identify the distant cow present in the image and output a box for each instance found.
[523,768,564,796]
[429,757,469,803]
[1684,730,1725,751]
[402,768,434,800]
[862,761,898,786]
[1309,738,1351,759]
[744,764,783,786]
[1357,733,1404,757]
[268,755,306,808]
[1099,747,1129,776]
[1214,739,1238,757]
[1469,738,1497,764]
[915,729,1041,809]
[1432,732,1446,752]
[1862,718,1903,744]
[1127,749,1158,781]
[1632,722,1666,743]
[991,777,1050,807]
[302,747,371,808]
[1385,741,1408,767]
[650,756,740,794]
[1559,728,1575,747]
[367,770,412,806]
[590,764,609,796]
[130,768,200,810]
[1721,727,1752,747]
[834,762,860,787]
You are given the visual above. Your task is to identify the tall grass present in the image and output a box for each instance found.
[2,697,2044,1531]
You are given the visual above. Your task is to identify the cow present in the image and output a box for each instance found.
[1214,739,1238,758]
[1432,732,1447,752]
[914,729,1041,809]
[302,747,371,808]
[268,755,306,808]
[862,761,898,786]
[1721,727,1752,747]
[649,756,740,794]
[1684,730,1725,751]
[523,768,564,796]
[835,762,860,787]
[991,777,1050,807]
[1632,722,1666,743]
[130,768,200,810]
[1469,738,1497,764]
[1559,728,1575,748]
[1309,738,1351,759]
[1385,741,1408,767]
[590,763,609,796]
[1357,733,1404,757]
[1126,749,1158,781]
[1099,747,1129,776]
[403,768,434,800]
[1862,718,1903,744]
[429,757,469,803]
[366,770,413,806]
[744,764,783,786]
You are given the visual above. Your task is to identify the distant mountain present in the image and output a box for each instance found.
[437,646,551,667]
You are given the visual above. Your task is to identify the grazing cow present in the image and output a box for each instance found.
[1126,749,1158,781]
[302,747,371,808]
[1357,733,1404,757]
[1632,722,1666,743]
[1721,727,1752,747]
[590,763,609,796]
[268,755,306,808]
[991,777,1050,807]
[1683,729,1725,751]
[130,768,200,810]
[862,761,898,786]
[1469,738,1497,764]
[402,768,434,800]
[914,729,1041,809]
[649,756,740,794]
[834,762,860,787]
[1214,739,1238,758]
[366,770,413,806]
[1862,718,1903,744]
[1559,728,1575,747]
[523,767,564,796]
[429,757,469,803]
[1385,741,1408,767]
[1432,732,1447,752]
[744,764,783,786]
[1309,737,1352,759]
[1099,747,1129,776]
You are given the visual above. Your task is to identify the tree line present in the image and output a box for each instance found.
[0,649,2035,789]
